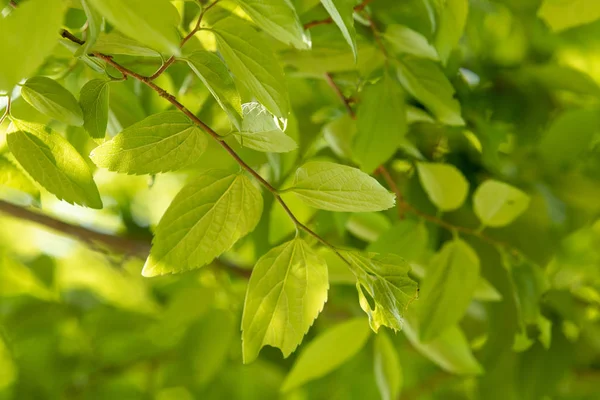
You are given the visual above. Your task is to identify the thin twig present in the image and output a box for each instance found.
[324,73,355,118]
[304,0,375,29]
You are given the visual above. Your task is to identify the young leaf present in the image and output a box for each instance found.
[396,57,464,126]
[20,77,84,126]
[88,0,180,55]
[235,102,297,153]
[320,0,357,59]
[91,111,208,175]
[343,251,418,332]
[289,161,395,212]
[353,74,407,173]
[416,239,480,342]
[91,31,162,57]
[473,180,530,228]
[0,0,67,92]
[434,0,468,63]
[78,0,103,56]
[281,318,371,392]
[185,51,243,130]
[416,162,469,211]
[0,156,40,200]
[538,0,600,32]
[368,220,429,263]
[384,24,439,60]
[374,331,403,400]
[242,238,328,363]
[142,170,263,276]
[229,0,310,49]
[79,79,110,139]
[7,120,102,209]
[211,18,290,119]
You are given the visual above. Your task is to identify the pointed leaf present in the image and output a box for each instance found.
[354,74,407,173]
[434,0,468,63]
[384,24,439,60]
[473,180,530,227]
[79,79,110,139]
[20,77,84,126]
[185,51,243,130]
[416,239,480,342]
[90,111,208,175]
[289,161,395,212]
[90,31,162,57]
[212,18,290,119]
[320,0,357,59]
[229,0,310,49]
[143,170,263,276]
[416,162,469,211]
[235,102,297,153]
[374,331,403,400]
[78,0,104,56]
[281,318,371,392]
[538,0,600,32]
[343,251,418,332]
[88,0,181,55]
[7,120,102,208]
[0,156,39,200]
[242,238,328,363]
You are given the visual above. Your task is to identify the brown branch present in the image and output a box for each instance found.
[324,73,355,118]
[304,0,375,29]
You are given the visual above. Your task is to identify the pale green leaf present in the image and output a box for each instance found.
[320,0,357,59]
[143,170,263,276]
[289,161,395,212]
[88,0,181,55]
[434,0,468,63]
[396,57,464,126]
[474,277,502,302]
[242,238,328,363]
[7,120,102,208]
[0,335,16,391]
[353,74,407,173]
[0,253,54,300]
[281,318,371,392]
[384,24,439,60]
[235,102,297,153]
[185,51,243,130]
[79,79,110,139]
[229,0,310,49]
[77,0,103,56]
[403,319,483,375]
[91,111,208,175]
[323,113,356,159]
[90,31,162,57]
[0,156,39,200]
[0,0,67,92]
[406,105,435,124]
[374,331,403,400]
[473,180,530,227]
[416,239,480,342]
[343,251,418,332]
[212,17,290,119]
[368,220,429,263]
[538,0,600,32]
[346,212,392,243]
[416,162,469,211]
[20,77,84,126]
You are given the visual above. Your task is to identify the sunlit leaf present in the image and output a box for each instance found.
[434,0,468,63]
[235,102,297,153]
[0,156,39,200]
[538,0,600,32]
[90,31,162,57]
[474,180,530,228]
[20,77,84,126]
[320,0,357,59]
[384,24,439,60]
[79,79,110,139]
[416,162,469,211]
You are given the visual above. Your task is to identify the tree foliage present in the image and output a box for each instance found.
[0,0,600,399]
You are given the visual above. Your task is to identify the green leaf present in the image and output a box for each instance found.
[0,253,54,300]
[7,120,102,209]
[90,31,162,57]
[235,102,297,153]
[20,77,84,126]
[88,0,181,55]
[368,220,429,263]
[403,319,483,375]
[416,239,480,342]
[78,0,103,56]
[0,156,39,200]
[90,111,208,175]
[289,161,396,212]
[211,17,290,119]
[79,79,110,139]
[320,0,357,59]
[323,113,356,159]
[473,180,530,228]
[0,0,67,92]
[384,24,439,60]
[374,331,403,400]
[343,251,418,332]
[538,0,600,32]
[396,57,464,126]
[434,0,468,63]
[353,74,407,173]
[229,0,310,49]
[185,51,243,130]
[416,162,469,211]
[142,170,263,276]
[281,318,371,392]
[242,237,328,363]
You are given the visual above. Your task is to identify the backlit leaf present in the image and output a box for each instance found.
[538,0,600,32]
[0,156,39,200]
[235,102,297,153]
[374,331,403,400]
[90,31,162,57]
[20,77,84,126]
[384,24,439,60]
[473,180,530,227]
[79,79,110,139]
[320,0,357,59]
[78,0,103,56]
[416,162,469,211]
[434,0,468,63]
